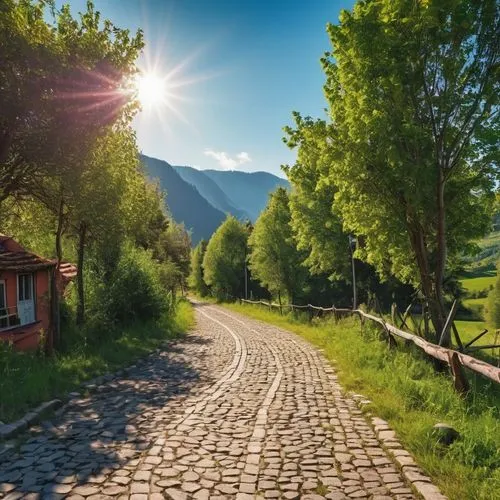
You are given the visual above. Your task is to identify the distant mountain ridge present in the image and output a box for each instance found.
[140,153,290,244]
[173,165,250,220]
[201,169,290,221]
[140,155,226,244]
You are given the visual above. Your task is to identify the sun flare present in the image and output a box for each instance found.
[135,73,167,107]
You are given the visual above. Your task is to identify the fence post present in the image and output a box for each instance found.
[423,302,430,340]
[448,351,469,395]
[391,303,397,325]
[439,300,458,347]
[332,305,339,324]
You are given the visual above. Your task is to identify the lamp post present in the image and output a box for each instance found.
[244,258,248,300]
[348,235,357,310]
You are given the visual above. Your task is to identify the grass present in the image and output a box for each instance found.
[455,320,498,345]
[457,240,498,351]
[462,231,499,275]
[461,275,496,294]
[0,300,194,424]
[224,302,500,500]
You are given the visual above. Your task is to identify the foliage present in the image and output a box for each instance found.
[485,262,500,330]
[153,220,191,293]
[0,0,144,203]
[283,115,349,279]
[0,1,192,339]
[97,243,170,328]
[189,240,210,297]
[227,302,500,500]
[323,0,498,341]
[202,216,248,300]
[248,188,306,302]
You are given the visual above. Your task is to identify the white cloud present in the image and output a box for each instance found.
[236,151,251,163]
[204,149,252,170]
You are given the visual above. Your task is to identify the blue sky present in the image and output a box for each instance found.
[61,1,354,177]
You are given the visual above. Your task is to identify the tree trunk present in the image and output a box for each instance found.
[434,168,448,345]
[76,221,87,325]
[55,194,65,265]
[407,221,445,342]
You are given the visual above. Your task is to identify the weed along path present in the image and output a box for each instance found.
[0,303,445,500]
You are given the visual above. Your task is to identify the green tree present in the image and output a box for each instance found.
[154,221,192,295]
[0,0,144,204]
[189,240,209,297]
[68,130,147,324]
[283,114,349,280]
[202,216,248,300]
[319,0,498,344]
[248,188,306,303]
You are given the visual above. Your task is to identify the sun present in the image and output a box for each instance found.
[135,73,167,108]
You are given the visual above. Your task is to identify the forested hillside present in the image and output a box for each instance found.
[140,155,226,244]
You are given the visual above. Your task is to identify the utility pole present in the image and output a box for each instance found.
[244,260,248,300]
[348,235,357,310]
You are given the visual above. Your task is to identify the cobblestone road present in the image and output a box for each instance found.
[0,303,441,500]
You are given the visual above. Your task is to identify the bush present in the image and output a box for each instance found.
[102,244,170,325]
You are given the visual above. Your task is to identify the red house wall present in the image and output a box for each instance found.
[1,270,18,314]
[0,268,51,349]
[36,270,51,333]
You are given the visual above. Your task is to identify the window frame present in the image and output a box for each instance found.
[0,280,6,310]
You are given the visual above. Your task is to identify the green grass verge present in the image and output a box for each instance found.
[0,300,194,424]
[224,302,500,500]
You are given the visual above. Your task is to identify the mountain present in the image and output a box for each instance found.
[140,154,291,244]
[201,169,289,221]
[173,165,250,220]
[140,154,226,244]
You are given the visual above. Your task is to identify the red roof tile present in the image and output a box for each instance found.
[0,235,56,271]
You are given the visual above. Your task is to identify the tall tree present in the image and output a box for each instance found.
[320,0,498,344]
[68,130,145,324]
[189,240,209,297]
[0,0,143,204]
[283,114,349,280]
[154,221,192,294]
[202,216,248,300]
[248,188,306,303]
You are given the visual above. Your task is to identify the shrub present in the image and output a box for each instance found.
[102,243,169,325]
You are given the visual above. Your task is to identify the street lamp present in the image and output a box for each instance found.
[348,235,357,310]
[244,257,248,300]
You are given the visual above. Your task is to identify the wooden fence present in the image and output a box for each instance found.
[239,299,500,391]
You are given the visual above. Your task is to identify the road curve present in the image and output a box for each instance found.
[0,302,440,499]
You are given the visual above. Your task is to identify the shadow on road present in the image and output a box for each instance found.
[0,332,214,497]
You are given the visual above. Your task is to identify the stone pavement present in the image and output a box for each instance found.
[0,303,443,499]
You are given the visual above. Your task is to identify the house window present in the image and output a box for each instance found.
[0,281,6,328]
[0,281,5,310]
[18,274,33,301]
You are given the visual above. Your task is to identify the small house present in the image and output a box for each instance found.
[0,234,57,351]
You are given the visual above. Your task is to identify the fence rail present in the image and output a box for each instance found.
[0,306,20,331]
[240,299,500,389]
